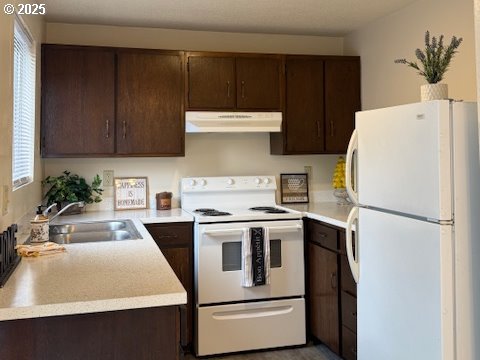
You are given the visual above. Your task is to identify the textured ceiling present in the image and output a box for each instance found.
[43,0,417,36]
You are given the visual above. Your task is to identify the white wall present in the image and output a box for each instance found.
[345,0,476,110]
[0,1,44,230]
[44,24,345,209]
[475,0,480,121]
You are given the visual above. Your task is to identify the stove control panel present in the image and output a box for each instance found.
[182,176,277,192]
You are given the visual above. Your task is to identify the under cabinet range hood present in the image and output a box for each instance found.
[185,111,282,133]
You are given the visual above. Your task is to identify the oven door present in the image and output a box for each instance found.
[195,219,304,304]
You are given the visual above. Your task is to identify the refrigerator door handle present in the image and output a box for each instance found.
[346,206,359,283]
[346,129,359,205]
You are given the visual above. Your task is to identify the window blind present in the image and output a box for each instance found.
[12,16,36,189]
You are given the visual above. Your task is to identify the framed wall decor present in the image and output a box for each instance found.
[114,177,149,210]
[280,173,309,204]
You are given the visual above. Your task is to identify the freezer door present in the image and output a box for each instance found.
[356,100,452,220]
[357,207,454,360]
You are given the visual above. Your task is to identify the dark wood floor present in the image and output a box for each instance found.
[186,344,342,360]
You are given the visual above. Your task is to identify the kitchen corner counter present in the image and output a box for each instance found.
[0,209,193,322]
[281,202,353,229]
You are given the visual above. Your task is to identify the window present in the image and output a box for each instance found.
[12,15,36,190]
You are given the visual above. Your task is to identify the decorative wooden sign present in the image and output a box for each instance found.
[114,177,149,210]
[280,173,309,204]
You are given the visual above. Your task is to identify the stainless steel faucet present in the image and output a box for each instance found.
[45,202,85,221]
[42,203,58,217]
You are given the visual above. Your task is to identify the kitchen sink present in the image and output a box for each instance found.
[48,220,143,244]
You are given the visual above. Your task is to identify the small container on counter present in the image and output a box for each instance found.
[156,192,173,210]
[30,214,49,243]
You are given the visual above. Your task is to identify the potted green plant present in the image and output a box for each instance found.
[42,171,103,215]
[394,30,462,101]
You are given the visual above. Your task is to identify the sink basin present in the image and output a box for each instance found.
[48,220,143,244]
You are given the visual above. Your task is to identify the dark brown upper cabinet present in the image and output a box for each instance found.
[41,45,115,157]
[186,52,283,111]
[270,56,361,155]
[187,56,236,109]
[41,45,185,158]
[324,59,361,153]
[116,50,184,156]
[235,57,281,109]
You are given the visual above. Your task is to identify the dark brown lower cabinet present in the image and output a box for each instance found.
[145,222,193,352]
[308,241,340,353]
[0,306,180,360]
[307,219,357,359]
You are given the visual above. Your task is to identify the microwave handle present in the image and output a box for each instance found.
[203,224,302,236]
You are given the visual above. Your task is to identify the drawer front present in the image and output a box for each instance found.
[145,223,193,247]
[307,221,338,251]
[341,255,357,296]
[341,291,357,333]
[342,325,357,360]
[197,298,306,356]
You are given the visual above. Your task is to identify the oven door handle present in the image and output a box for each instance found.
[203,224,302,236]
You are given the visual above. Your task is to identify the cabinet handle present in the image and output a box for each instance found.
[316,231,327,238]
[241,80,245,98]
[157,234,178,239]
[351,311,357,317]
[316,121,321,138]
[330,272,337,289]
[122,120,126,139]
[105,119,110,139]
[227,81,231,98]
[330,120,334,137]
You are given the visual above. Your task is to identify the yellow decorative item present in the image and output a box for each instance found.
[332,156,346,189]
[332,156,350,205]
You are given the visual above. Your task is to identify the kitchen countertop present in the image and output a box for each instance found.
[0,208,193,322]
[281,201,354,229]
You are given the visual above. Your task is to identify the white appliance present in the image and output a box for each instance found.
[181,176,306,356]
[344,100,480,360]
[185,111,282,132]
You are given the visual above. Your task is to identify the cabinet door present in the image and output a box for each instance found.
[187,56,235,109]
[117,51,184,156]
[236,57,281,110]
[324,59,361,153]
[161,247,192,291]
[161,246,193,349]
[285,58,325,153]
[308,242,340,354]
[145,223,193,350]
[41,46,115,156]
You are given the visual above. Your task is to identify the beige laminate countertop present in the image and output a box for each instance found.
[281,201,354,229]
[0,209,193,322]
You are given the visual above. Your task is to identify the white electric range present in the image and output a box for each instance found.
[181,176,306,356]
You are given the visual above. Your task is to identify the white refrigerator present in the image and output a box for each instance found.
[344,100,480,360]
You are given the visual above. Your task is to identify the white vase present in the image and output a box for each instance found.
[420,83,448,102]
[333,188,350,206]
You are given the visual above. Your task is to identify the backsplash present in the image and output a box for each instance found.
[44,133,340,210]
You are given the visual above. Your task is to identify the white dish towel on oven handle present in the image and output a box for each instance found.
[241,227,270,287]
